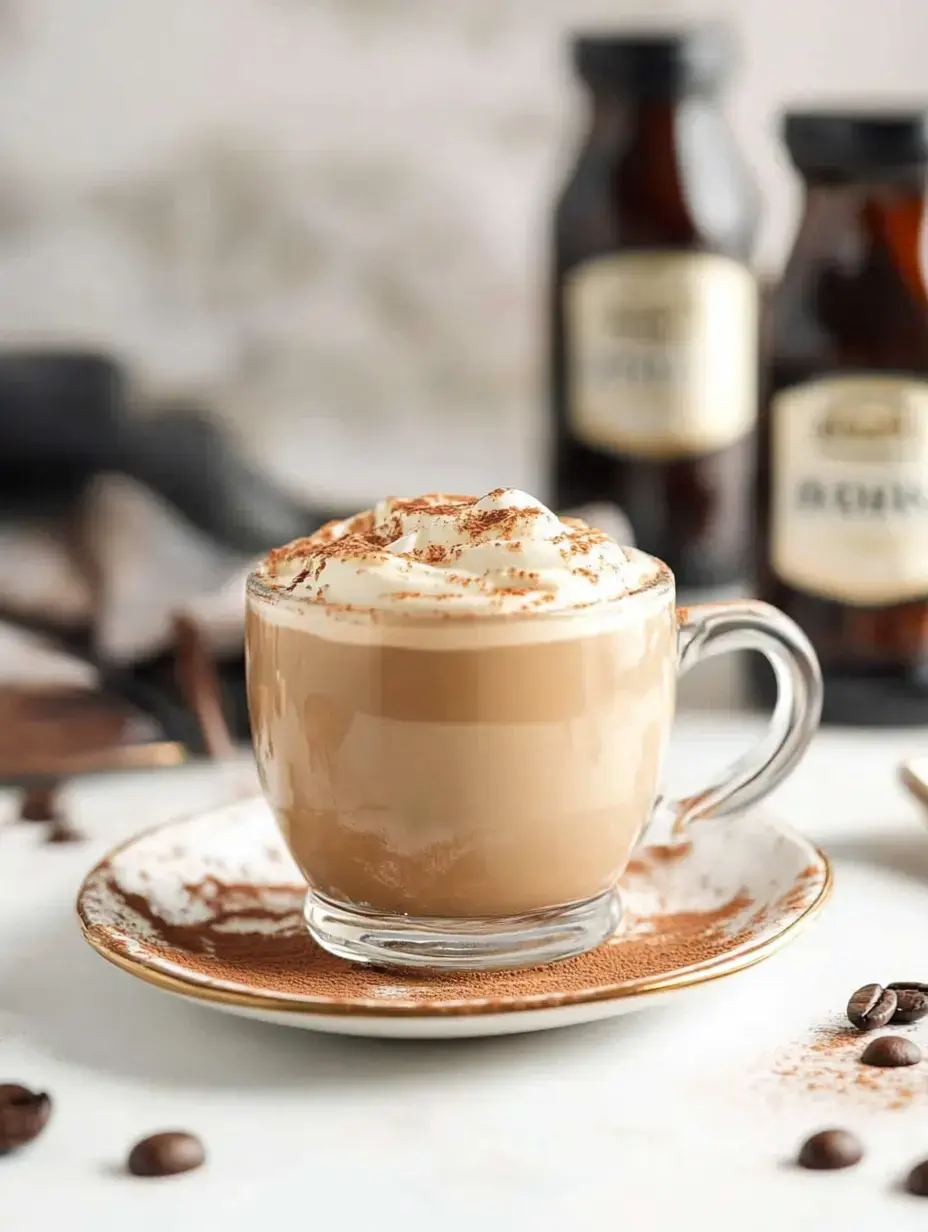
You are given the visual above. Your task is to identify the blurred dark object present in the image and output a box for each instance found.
[173,614,238,760]
[0,350,333,552]
[1,681,186,840]
[755,109,928,725]
[0,609,247,836]
[551,25,759,590]
[0,347,338,760]
[0,684,184,782]
[0,606,241,752]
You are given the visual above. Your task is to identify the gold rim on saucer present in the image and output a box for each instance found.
[77,824,833,1021]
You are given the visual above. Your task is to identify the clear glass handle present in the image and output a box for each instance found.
[655,601,823,835]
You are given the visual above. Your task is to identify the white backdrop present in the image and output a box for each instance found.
[0,0,923,504]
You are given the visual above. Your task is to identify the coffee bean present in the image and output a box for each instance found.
[860,1035,921,1067]
[906,1160,928,1196]
[797,1129,864,1171]
[0,1084,52,1154]
[846,983,897,1030]
[45,821,84,845]
[127,1131,205,1177]
[890,987,928,1024]
[18,786,58,823]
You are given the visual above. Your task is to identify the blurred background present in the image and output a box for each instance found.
[1,0,926,811]
[0,0,923,503]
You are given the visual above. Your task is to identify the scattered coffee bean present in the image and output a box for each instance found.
[797,1129,864,1171]
[45,821,84,845]
[889,986,928,1024]
[906,1160,928,1196]
[0,1084,52,1154]
[847,983,897,1030]
[18,786,58,824]
[127,1131,205,1177]
[860,1035,921,1068]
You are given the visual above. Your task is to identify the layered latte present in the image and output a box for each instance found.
[246,489,674,919]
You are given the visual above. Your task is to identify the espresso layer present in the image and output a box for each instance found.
[247,598,676,917]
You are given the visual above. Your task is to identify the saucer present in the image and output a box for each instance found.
[77,797,831,1039]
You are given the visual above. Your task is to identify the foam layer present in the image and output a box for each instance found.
[254,489,661,616]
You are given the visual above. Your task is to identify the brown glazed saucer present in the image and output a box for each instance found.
[77,797,831,1039]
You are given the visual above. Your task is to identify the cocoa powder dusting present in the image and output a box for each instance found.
[625,840,693,877]
[764,1022,924,1110]
[419,543,457,567]
[87,861,758,1009]
[263,493,625,582]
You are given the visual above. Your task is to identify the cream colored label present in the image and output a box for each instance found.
[565,252,758,457]
[772,377,928,604]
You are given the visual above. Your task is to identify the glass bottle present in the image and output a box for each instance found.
[551,27,759,589]
[755,109,928,724]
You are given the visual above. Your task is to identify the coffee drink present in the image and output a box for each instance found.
[247,490,674,919]
[247,487,820,970]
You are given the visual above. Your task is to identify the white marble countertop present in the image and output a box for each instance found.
[3,701,928,1230]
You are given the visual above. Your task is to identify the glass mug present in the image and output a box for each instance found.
[246,555,821,971]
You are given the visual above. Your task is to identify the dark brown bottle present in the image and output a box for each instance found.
[551,28,759,588]
[755,110,928,725]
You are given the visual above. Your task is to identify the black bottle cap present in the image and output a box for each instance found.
[572,26,732,96]
[783,109,928,177]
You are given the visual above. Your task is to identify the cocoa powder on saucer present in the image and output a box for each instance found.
[90,869,757,1006]
[624,841,693,877]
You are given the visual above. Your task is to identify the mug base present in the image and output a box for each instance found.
[304,887,623,972]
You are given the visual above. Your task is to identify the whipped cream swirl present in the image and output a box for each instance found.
[256,489,660,614]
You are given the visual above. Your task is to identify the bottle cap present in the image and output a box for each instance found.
[783,109,928,178]
[572,26,732,96]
